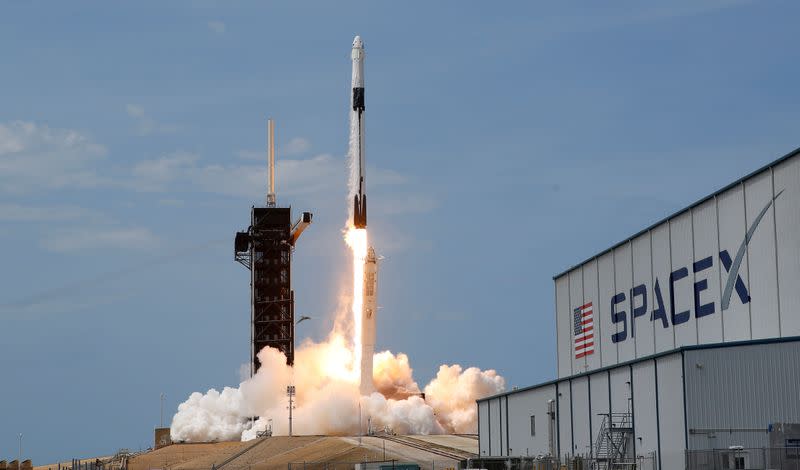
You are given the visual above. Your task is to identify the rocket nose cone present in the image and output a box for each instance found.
[353,35,363,48]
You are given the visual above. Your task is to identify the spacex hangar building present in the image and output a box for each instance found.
[478,148,800,469]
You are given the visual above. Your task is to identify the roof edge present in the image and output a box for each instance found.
[477,335,800,403]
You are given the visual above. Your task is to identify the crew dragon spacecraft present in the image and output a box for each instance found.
[351,35,367,229]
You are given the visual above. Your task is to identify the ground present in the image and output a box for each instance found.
[117,435,478,470]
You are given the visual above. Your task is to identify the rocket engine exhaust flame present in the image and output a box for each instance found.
[344,226,367,384]
[169,35,505,442]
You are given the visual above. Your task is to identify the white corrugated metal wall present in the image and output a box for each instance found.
[478,350,686,469]
[479,339,800,467]
[684,341,800,450]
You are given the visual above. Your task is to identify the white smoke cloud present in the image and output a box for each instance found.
[424,364,506,434]
[171,387,247,442]
[171,335,504,442]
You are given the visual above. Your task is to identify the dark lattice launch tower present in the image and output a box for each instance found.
[235,119,311,374]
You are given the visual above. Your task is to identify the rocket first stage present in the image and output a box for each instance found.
[360,247,378,395]
[351,35,377,395]
[352,35,367,229]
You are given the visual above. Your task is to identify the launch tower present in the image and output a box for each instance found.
[235,120,311,374]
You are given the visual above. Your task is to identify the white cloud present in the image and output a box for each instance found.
[132,151,199,190]
[237,137,312,160]
[125,104,179,136]
[41,226,159,253]
[132,152,344,199]
[0,200,159,254]
[0,121,108,193]
[125,104,145,119]
[283,137,311,156]
[0,203,100,222]
[208,21,226,34]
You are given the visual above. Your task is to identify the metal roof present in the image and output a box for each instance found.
[553,146,800,280]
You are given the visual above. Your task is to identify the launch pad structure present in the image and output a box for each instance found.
[235,119,311,374]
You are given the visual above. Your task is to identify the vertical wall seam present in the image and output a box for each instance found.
[478,402,482,456]
[555,280,561,378]
[581,264,587,371]
[771,167,782,336]
[691,207,699,345]
[630,364,636,458]
[597,258,603,366]
[506,395,510,456]
[669,220,676,350]
[499,396,503,456]
[650,230,657,351]
[588,374,593,457]
[612,250,618,364]
[681,350,689,451]
[569,379,575,455]
[488,399,492,456]
[715,195,725,341]
[742,181,753,339]
[630,240,637,359]
[568,273,573,376]
[654,359,662,470]
[556,382,561,458]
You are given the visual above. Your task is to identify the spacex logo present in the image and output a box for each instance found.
[607,191,782,344]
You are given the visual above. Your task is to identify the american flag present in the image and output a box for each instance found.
[574,302,594,359]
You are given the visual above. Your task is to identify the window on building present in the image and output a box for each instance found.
[530,415,535,436]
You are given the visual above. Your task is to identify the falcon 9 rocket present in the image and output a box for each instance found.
[351,35,367,229]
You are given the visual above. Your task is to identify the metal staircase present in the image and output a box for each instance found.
[593,413,634,469]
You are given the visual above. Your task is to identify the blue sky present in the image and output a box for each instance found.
[2,0,799,463]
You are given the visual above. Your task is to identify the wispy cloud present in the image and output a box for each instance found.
[41,226,160,253]
[132,151,199,191]
[0,121,108,193]
[0,203,101,222]
[0,201,159,254]
[238,137,312,160]
[208,21,226,34]
[283,137,311,156]
[125,104,179,136]
[132,152,340,198]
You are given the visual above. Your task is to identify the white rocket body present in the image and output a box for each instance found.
[360,246,378,395]
[351,35,367,229]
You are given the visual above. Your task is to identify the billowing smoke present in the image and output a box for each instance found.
[171,331,504,441]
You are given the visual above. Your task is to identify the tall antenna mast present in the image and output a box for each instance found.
[267,118,276,207]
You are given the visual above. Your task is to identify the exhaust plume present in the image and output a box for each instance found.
[171,335,504,441]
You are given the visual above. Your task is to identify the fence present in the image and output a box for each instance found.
[287,460,461,470]
[451,453,657,470]
[686,447,800,470]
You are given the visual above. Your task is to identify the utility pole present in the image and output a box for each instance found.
[287,385,296,437]
[18,433,22,467]
[160,393,166,428]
